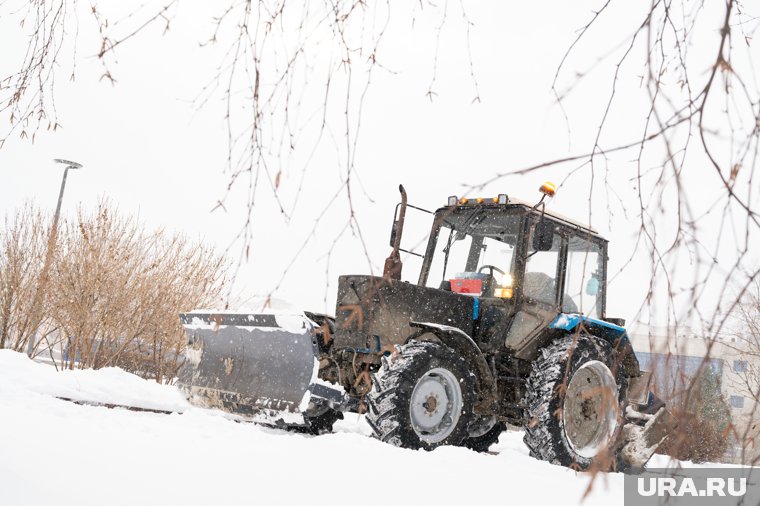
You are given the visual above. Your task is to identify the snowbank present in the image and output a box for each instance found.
[0,349,190,412]
[0,349,689,506]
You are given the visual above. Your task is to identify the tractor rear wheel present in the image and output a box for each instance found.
[523,334,626,470]
[366,341,476,450]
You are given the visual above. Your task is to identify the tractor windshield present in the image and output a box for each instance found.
[424,210,521,292]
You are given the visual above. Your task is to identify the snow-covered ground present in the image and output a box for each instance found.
[0,349,700,506]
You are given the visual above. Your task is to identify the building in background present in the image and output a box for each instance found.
[629,326,759,463]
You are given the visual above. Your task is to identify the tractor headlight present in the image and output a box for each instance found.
[494,273,513,299]
[448,195,458,206]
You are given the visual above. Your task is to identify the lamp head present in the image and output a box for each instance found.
[54,159,83,169]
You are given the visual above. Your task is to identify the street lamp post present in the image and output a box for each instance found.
[50,159,82,234]
[25,159,83,357]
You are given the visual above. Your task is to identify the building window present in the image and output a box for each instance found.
[734,360,749,373]
[730,395,745,409]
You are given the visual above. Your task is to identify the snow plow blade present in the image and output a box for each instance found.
[176,312,347,429]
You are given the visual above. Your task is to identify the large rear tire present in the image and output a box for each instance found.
[523,334,627,470]
[366,341,476,450]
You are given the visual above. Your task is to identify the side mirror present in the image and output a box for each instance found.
[532,220,554,251]
[586,276,600,296]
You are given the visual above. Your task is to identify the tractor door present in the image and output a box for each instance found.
[505,218,566,359]
[564,236,605,318]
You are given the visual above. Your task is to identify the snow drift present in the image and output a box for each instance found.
[0,349,711,506]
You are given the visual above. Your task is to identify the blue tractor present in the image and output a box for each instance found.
[178,183,672,471]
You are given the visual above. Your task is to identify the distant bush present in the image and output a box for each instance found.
[659,366,732,463]
[0,201,228,382]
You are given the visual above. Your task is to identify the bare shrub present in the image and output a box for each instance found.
[49,201,228,382]
[0,204,52,353]
[0,201,228,382]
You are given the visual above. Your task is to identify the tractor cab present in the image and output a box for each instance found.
[395,189,610,359]
[421,193,606,316]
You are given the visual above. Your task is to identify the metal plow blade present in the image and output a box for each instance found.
[177,312,346,428]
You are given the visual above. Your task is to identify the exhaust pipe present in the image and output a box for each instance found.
[383,184,407,281]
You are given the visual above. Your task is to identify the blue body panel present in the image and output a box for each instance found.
[549,313,625,334]
[549,313,639,375]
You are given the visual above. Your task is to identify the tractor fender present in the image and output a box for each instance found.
[549,313,640,377]
[407,321,497,413]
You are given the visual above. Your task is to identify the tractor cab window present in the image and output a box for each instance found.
[564,237,603,317]
[424,211,520,296]
[427,226,472,287]
[523,231,561,306]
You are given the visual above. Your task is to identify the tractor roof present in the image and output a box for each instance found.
[440,196,605,240]
[508,198,602,237]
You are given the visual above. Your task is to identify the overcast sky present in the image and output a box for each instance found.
[1,1,757,331]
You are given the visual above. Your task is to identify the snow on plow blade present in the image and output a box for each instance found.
[176,312,345,428]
